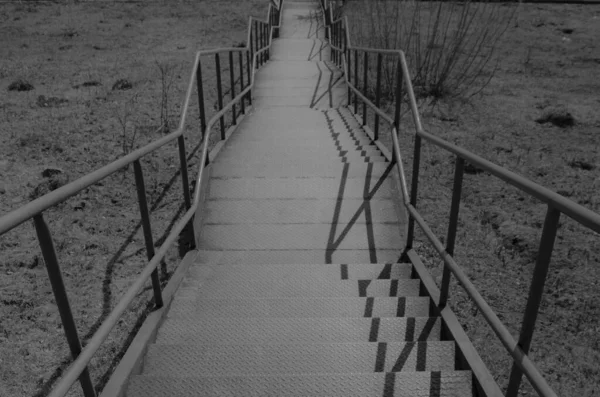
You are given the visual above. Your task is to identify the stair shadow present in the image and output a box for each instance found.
[323,110,395,264]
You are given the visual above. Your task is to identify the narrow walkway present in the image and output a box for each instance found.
[125,1,473,395]
[197,0,405,264]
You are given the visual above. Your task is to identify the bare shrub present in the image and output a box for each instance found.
[113,92,141,158]
[155,60,181,134]
[344,0,515,104]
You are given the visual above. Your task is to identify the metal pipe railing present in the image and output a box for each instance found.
[319,1,598,396]
[0,2,282,397]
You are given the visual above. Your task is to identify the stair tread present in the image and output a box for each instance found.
[127,371,473,397]
[203,199,398,224]
[176,278,421,298]
[143,341,457,375]
[167,296,431,318]
[183,263,413,283]
[194,249,404,264]
[155,316,441,344]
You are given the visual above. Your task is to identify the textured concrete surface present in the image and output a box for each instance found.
[128,371,473,397]
[125,2,472,396]
[167,297,432,319]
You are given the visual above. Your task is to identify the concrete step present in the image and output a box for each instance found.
[183,263,413,282]
[253,88,346,108]
[220,137,384,157]
[215,148,388,163]
[210,161,392,178]
[167,297,431,319]
[142,341,457,375]
[195,249,404,264]
[255,61,336,79]
[198,223,403,250]
[270,39,330,61]
[128,371,473,397]
[155,317,442,344]
[176,278,421,299]
[207,177,396,199]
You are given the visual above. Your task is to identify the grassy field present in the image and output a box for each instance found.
[345,1,600,396]
[0,1,267,396]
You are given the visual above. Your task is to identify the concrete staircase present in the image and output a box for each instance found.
[125,1,474,395]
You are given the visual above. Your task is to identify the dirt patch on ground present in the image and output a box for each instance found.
[0,1,266,396]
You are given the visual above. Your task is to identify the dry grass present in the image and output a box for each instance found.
[345,2,600,396]
[0,1,267,396]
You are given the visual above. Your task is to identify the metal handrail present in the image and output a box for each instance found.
[319,1,597,396]
[0,2,282,397]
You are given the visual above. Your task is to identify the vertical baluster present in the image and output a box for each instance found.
[405,134,422,251]
[215,53,225,139]
[133,160,164,308]
[246,51,252,106]
[229,51,237,126]
[394,59,403,133]
[347,50,352,104]
[374,53,382,141]
[265,24,270,61]
[261,24,265,64]
[239,51,245,114]
[177,135,192,211]
[196,60,206,141]
[362,52,368,126]
[506,205,561,397]
[254,22,260,67]
[354,49,358,114]
[439,157,465,308]
[333,23,337,65]
[33,214,97,397]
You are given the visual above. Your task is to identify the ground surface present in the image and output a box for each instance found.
[0,1,268,396]
[345,2,600,397]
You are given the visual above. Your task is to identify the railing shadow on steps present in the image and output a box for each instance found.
[320,1,600,397]
[0,1,283,397]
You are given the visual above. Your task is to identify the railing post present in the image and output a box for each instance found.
[394,59,403,133]
[374,53,382,141]
[336,24,340,66]
[333,23,338,65]
[354,49,358,114]
[229,51,237,126]
[405,134,422,250]
[254,22,259,67]
[439,157,464,308]
[33,214,97,397]
[265,24,270,61]
[177,135,192,210]
[133,160,164,309]
[347,49,352,104]
[215,53,225,140]
[246,51,252,106]
[239,51,245,114]
[506,205,561,397]
[362,51,368,126]
[195,60,206,141]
